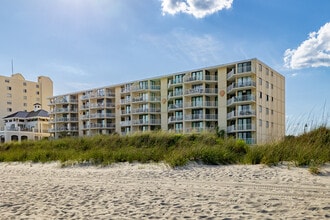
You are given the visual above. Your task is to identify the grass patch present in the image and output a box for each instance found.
[0,127,329,171]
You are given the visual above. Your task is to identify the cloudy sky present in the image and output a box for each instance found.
[0,0,329,134]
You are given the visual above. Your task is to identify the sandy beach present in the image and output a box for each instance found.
[0,162,329,219]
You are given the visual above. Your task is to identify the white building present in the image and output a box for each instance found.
[0,103,50,143]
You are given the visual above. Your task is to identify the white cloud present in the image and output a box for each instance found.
[161,0,233,18]
[284,22,330,69]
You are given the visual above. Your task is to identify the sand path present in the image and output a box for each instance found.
[0,162,329,219]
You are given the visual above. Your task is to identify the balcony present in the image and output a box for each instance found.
[227,124,256,133]
[52,117,78,122]
[227,81,256,94]
[168,79,183,88]
[132,119,161,125]
[89,113,116,119]
[85,123,116,129]
[120,120,132,127]
[227,95,256,106]
[184,88,218,96]
[131,108,161,114]
[168,116,183,123]
[51,108,78,113]
[168,91,183,99]
[185,114,218,121]
[168,103,183,111]
[131,85,161,92]
[184,101,218,108]
[185,127,214,133]
[227,110,256,119]
[120,99,131,104]
[184,75,218,83]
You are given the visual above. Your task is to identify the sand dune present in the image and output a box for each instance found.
[0,162,329,219]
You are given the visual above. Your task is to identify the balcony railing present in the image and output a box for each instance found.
[184,88,218,95]
[168,116,183,123]
[168,79,183,87]
[85,123,116,129]
[168,103,183,110]
[120,121,132,126]
[168,91,183,98]
[185,114,218,121]
[227,110,256,119]
[184,101,218,108]
[131,108,161,114]
[227,95,256,106]
[227,124,256,133]
[120,99,131,104]
[227,81,256,93]
[132,119,161,125]
[184,75,218,83]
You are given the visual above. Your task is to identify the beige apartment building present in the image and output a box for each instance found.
[0,73,53,128]
[48,58,285,144]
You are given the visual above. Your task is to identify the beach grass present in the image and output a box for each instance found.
[0,127,329,169]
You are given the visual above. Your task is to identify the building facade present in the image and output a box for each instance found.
[0,73,53,128]
[48,58,285,144]
[0,103,50,143]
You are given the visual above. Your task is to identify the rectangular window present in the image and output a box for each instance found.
[266,121,269,128]
[266,95,269,101]
[23,103,27,107]
[7,101,12,105]
[7,86,11,90]
[259,119,262,127]
[237,61,251,73]
[7,108,12,112]
[266,68,269,75]
[23,89,27,93]
[259,78,262,85]
[191,71,203,80]
[266,108,269,115]
[259,105,262,113]
[258,64,262,72]
[271,84,274,89]
[266,81,269,89]
[7,93,12,98]
[23,82,27,86]
[36,91,40,95]
[5,79,10,83]
[23,96,27,100]
[36,85,39,88]
[271,109,274,115]
[271,71,274,77]
[259,92,262,99]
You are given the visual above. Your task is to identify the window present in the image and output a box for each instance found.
[266,68,269,75]
[259,92,262,99]
[259,105,262,113]
[191,71,203,80]
[7,86,11,90]
[266,121,269,128]
[7,101,12,105]
[259,119,262,127]
[23,89,27,93]
[266,95,269,101]
[271,71,274,77]
[23,82,27,86]
[271,97,274,102]
[192,96,203,107]
[258,64,262,72]
[266,81,269,89]
[36,85,39,88]
[23,96,27,100]
[5,79,10,83]
[7,108,12,112]
[23,103,27,107]
[237,61,251,73]
[271,109,274,115]
[271,84,274,89]
[36,91,40,95]
[7,93,12,98]
[266,108,269,115]
[259,78,262,85]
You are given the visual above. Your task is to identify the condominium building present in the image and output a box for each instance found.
[48,58,285,144]
[0,73,53,128]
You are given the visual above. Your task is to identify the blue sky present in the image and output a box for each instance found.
[0,0,329,134]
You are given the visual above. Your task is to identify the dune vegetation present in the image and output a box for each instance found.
[0,127,329,170]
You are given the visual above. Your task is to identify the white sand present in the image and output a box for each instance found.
[0,162,329,220]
